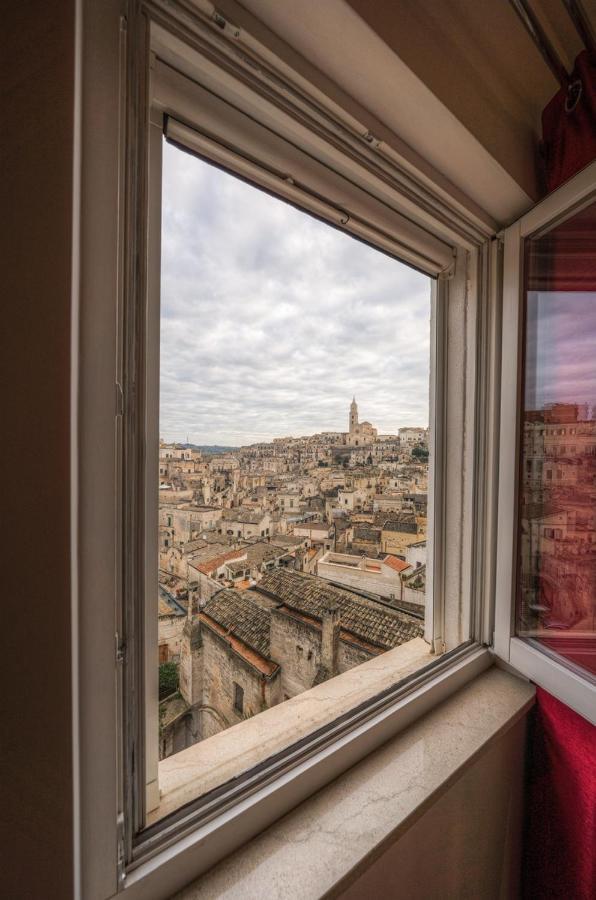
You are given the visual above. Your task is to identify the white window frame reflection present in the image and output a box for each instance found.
[494,159,596,724]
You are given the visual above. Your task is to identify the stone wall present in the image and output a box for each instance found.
[270,609,321,698]
[269,608,375,697]
[199,625,281,738]
[381,529,421,556]
[158,614,185,661]
[338,639,372,672]
[401,585,425,616]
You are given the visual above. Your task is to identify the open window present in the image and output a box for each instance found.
[495,159,596,725]
[79,2,502,895]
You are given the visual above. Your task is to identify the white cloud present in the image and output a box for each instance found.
[160,141,430,445]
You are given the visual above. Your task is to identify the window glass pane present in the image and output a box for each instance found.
[518,199,596,679]
[154,139,432,820]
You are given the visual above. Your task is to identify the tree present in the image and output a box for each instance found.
[411,444,429,462]
[159,661,179,700]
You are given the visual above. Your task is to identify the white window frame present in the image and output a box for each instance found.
[494,158,596,726]
[76,1,503,897]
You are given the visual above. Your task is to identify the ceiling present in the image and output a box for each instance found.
[223,0,596,226]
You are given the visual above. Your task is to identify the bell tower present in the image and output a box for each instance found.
[349,396,358,433]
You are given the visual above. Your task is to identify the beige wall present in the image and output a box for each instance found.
[2,3,76,898]
[337,718,526,899]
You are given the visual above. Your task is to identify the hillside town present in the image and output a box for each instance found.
[158,398,430,758]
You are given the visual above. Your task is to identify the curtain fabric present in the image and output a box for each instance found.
[541,50,596,193]
[523,688,595,899]
[523,64,596,899]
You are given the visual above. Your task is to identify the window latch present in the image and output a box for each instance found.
[116,634,126,665]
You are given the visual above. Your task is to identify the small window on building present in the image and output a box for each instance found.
[233,682,244,715]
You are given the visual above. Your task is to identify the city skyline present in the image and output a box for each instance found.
[160,141,430,445]
[159,395,427,449]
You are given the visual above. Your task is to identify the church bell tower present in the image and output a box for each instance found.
[349,396,358,433]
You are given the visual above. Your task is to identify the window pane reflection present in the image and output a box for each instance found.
[518,200,596,679]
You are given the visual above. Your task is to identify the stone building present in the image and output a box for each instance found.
[380,513,422,556]
[317,550,410,602]
[219,510,271,540]
[398,427,428,446]
[344,397,378,447]
[351,523,382,556]
[158,588,187,663]
[160,569,423,758]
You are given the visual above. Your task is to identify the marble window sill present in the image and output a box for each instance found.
[151,637,433,823]
[173,667,535,899]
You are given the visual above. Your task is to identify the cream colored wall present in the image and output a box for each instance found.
[337,718,526,899]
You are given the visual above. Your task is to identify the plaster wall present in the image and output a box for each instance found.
[3,3,76,896]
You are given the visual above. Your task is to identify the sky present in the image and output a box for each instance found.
[526,291,596,415]
[160,140,431,446]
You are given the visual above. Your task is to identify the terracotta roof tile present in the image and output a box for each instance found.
[255,569,422,651]
[383,555,411,573]
[203,589,270,657]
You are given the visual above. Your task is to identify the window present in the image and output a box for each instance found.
[233,683,244,716]
[79,3,495,894]
[152,117,442,820]
[496,161,596,724]
[517,197,596,678]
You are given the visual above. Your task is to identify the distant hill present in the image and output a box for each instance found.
[182,443,239,455]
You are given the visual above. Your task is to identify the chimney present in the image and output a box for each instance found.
[321,600,340,677]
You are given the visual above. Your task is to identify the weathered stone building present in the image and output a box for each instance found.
[160,569,423,758]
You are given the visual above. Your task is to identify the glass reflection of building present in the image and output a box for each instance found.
[520,402,596,640]
[517,199,596,677]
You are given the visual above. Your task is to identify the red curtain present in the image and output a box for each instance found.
[541,50,596,193]
[523,688,595,899]
[522,51,596,900]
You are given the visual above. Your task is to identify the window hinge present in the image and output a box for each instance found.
[116,633,126,665]
[116,812,126,886]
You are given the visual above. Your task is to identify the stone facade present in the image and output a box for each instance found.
[160,569,423,758]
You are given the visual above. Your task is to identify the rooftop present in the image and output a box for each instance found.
[254,569,423,651]
[193,548,246,576]
[223,510,268,525]
[246,542,288,566]
[383,555,412,574]
[203,589,271,658]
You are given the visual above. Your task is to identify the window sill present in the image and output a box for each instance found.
[173,667,534,899]
[123,656,529,898]
[151,637,432,823]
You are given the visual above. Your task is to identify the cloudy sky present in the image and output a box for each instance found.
[526,291,596,414]
[160,141,430,446]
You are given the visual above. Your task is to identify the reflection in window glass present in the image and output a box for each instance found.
[157,140,431,771]
[518,200,596,678]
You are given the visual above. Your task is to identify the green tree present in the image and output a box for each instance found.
[159,661,179,700]
[411,444,429,462]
